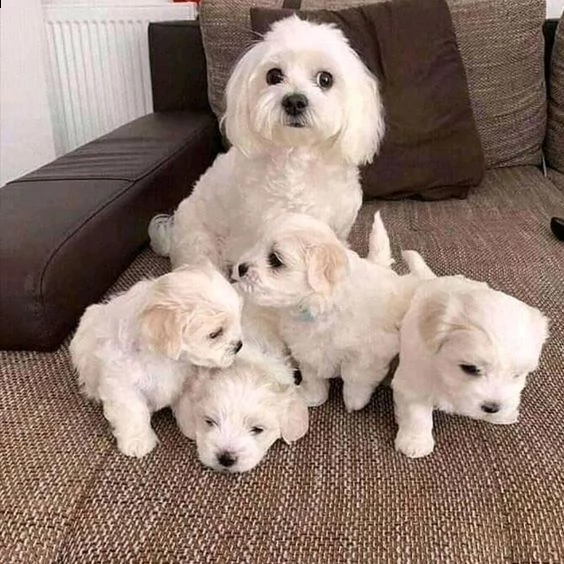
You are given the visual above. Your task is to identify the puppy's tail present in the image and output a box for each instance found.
[367,211,394,268]
[148,214,173,257]
[402,250,436,280]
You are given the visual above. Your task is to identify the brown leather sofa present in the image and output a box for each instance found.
[1,17,563,564]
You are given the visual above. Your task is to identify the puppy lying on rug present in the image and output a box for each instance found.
[70,265,243,458]
[149,15,384,272]
[174,345,308,473]
[392,251,549,458]
[233,212,421,412]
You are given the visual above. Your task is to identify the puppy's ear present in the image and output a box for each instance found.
[335,58,385,165]
[417,295,453,353]
[306,243,348,296]
[140,305,184,360]
[279,389,309,444]
[222,45,264,157]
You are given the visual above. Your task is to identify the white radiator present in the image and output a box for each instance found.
[44,3,197,154]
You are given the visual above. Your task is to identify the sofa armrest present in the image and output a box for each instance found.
[0,111,221,351]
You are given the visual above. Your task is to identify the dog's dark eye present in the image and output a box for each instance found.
[204,417,217,428]
[316,71,333,90]
[209,328,223,340]
[250,426,264,435]
[266,68,284,85]
[268,252,283,269]
[459,364,480,376]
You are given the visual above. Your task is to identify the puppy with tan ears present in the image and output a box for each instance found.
[233,212,420,412]
[174,345,309,473]
[392,251,550,459]
[70,265,243,458]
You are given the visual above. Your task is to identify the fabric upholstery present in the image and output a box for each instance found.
[199,0,546,169]
[546,15,564,173]
[0,112,221,351]
[2,167,563,561]
[251,0,485,200]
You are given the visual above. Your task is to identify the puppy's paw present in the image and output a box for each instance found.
[395,432,435,459]
[492,412,519,425]
[343,386,373,412]
[299,380,329,407]
[117,429,159,458]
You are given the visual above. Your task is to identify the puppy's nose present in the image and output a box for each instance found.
[217,451,236,468]
[282,93,308,116]
[481,402,500,414]
[238,263,249,278]
[234,341,243,354]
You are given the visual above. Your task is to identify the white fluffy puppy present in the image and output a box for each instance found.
[149,15,384,271]
[392,251,549,459]
[233,212,419,412]
[174,345,308,473]
[70,265,243,458]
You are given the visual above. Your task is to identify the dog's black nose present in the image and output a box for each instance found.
[481,402,500,414]
[217,451,236,468]
[238,263,249,277]
[282,93,308,116]
[234,341,243,354]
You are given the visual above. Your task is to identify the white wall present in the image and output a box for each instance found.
[0,0,56,187]
[548,0,564,18]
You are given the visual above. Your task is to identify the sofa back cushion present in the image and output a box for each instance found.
[199,0,546,170]
[546,15,564,173]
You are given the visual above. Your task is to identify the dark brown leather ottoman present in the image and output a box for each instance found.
[0,111,221,351]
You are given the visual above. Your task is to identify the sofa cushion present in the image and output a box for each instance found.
[1,166,563,561]
[250,1,485,200]
[546,15,564,173]
[200,0,545,169]
[0,112,221,351]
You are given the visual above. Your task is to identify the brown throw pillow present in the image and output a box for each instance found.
[546,15,564,174]
[250,0,485,200]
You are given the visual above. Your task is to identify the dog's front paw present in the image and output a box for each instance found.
[491,411,519,425]
[299,379,329,407]
[342,385,373,412]
[117,429,159,458]
[395,431,435,459]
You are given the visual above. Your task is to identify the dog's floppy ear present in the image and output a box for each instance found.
[306,243,348,297]
[417,295,453,353]
[140,305,184,360]
[335,57,385,165]
[222,45,265,157]
[279,389,309,444]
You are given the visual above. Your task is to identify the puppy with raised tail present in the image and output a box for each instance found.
[70,265,243,458]
[149,15,384,272]
[392,251,549,459]
[233,212,419,412]
[174,345,308,473]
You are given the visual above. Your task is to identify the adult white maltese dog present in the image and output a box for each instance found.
[149,15,384,271]
[174,345,308,473]
[232,212,421,412]
[70,265,243,458]
[392,251,549,459]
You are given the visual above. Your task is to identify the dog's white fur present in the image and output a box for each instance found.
[70,265,243,458]
[392,251,550,459]
[233,212,421,412]
[149,15,384,271]
[174,345,308,473]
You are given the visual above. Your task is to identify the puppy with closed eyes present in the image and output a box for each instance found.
[149,15,384,273]
[233,212,420,412]
[70,264,243,458]
[392,251,550,459]
[174,345,308,473]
